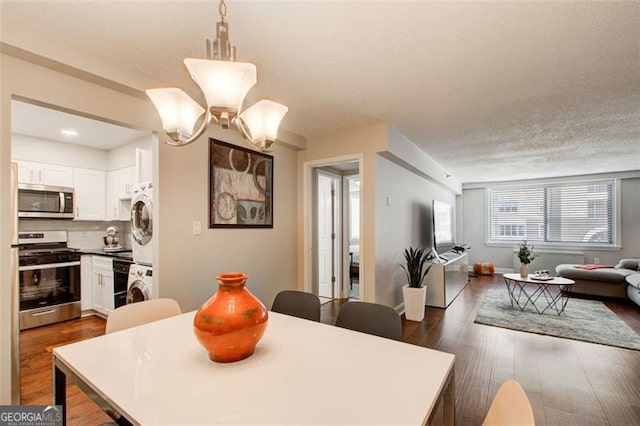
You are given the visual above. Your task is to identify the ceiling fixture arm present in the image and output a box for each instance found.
[164,109,212,147]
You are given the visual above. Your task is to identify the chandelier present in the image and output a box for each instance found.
[146,0,288,151]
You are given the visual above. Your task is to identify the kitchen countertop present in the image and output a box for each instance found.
[81,248,134,261]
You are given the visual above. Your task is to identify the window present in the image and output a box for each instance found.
[498,224,525,236]
[488,180,615,245]
[498,201,518,213]
[588,199,607,219]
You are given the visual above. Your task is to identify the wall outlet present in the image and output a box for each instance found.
[193,220,202,235]
[594,257,600,264]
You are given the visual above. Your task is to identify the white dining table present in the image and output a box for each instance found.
[53,311,455,425]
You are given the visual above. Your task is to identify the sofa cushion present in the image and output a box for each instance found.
[555,264,635,283]
[616,259,640,271]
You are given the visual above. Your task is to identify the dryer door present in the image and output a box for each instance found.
[131,194,153,246]
[127,280,151,304]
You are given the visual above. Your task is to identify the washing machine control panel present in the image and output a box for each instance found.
[129,266,152,278]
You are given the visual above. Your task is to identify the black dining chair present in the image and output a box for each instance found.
[334,301,403,341]
[271,290,321,322]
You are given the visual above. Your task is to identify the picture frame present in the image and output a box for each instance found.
[209,139,274,228]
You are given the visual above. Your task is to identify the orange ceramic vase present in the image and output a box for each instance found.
[193,272,268,363]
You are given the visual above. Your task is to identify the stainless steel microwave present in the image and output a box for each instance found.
[17,184,75,219]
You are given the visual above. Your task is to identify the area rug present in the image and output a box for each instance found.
[319,297,333,305]
[474,289,640,350]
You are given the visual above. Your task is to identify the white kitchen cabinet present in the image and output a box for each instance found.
[16,160,74,187]
[135,148,153,184]
[80,255,94,311]
[92,256,114,316]
[106,166,134,220]
[74,168,106,220]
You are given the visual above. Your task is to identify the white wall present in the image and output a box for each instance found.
[12,134,108,170]
[300,123,388,301]
[375,155,457,309]
[300,123,461,306]
[157,128,300,312]
[107,134,153,171]
[13,133,153,172]
[462,175,640,271]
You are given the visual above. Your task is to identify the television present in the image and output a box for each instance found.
[432,199,455,255]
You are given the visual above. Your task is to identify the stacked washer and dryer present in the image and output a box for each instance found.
[128,182,154,304]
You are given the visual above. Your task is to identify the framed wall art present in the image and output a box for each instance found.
[209,139,274,228]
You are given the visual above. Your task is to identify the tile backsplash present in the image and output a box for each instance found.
[18,219,132,249]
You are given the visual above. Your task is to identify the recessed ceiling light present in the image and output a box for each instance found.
[61,129,78,137]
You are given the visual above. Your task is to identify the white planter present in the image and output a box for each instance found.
[403,284,427,322]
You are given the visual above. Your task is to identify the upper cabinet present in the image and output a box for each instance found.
[106,166,135,221]
[74,168,106,220]
[16,160,74,187]
[135,148,153,184]
[13,140,153,222]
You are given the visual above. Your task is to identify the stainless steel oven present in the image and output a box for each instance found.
[18,231,81,330]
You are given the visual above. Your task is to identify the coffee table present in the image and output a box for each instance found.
[503,273,575,315]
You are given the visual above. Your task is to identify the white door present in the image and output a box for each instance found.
[317,171,341,299]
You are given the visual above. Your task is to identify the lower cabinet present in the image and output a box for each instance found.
[92,256,114,316]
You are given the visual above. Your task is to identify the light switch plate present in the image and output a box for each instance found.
[193,220,202,235]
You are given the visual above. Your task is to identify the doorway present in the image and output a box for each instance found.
[306,157,362,302]
[316,170,341,298]
[344,175,360,299]
[8,97,157,404]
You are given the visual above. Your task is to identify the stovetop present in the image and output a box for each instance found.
[19,247,80,257]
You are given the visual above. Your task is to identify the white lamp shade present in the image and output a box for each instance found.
[184,59,257,113]
[238,100,289,144]
[146,88,205,137]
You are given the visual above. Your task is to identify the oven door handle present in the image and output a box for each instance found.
[19,261,81,271]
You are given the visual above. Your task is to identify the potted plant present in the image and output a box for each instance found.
[516,240,538,278]
[400,247,432,322]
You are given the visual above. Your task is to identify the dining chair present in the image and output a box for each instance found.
[483,379,535,426]
[271,290,321,322]
[105,298,182,334]
[334,301,403,341]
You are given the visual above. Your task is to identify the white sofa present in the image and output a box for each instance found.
[555,259,640,301]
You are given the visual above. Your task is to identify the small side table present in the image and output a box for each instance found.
[503,273,575,315]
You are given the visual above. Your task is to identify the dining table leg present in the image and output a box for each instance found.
[442,368,455,426]
[53,362,67,426]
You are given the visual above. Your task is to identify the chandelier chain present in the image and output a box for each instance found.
[219,0,227,23]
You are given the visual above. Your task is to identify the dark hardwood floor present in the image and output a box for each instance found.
[21,274,640,425]
[20,315,112,425]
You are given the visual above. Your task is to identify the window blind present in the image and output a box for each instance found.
[489,180,615,245]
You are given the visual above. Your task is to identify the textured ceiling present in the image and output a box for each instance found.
[2,1,638,183]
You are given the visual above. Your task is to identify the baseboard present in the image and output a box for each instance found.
[81,309,106,319]
[466,266,512,275]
